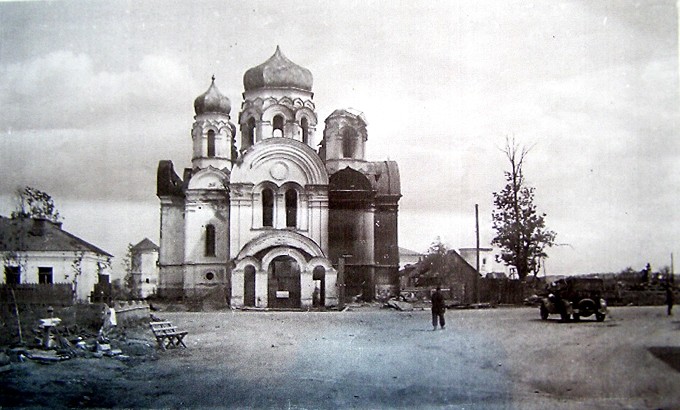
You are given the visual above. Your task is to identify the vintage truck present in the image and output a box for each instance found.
[539,277,607,322]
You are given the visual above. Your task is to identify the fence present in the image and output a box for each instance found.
[0,283,73,306]
[478,278,528,305]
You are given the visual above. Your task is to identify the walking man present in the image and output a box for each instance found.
[431,285,446,330]
[666,284,674,316]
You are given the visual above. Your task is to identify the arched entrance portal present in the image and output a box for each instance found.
[268,255,301,309]
[244,265,256,307]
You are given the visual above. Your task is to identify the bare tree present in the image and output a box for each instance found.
[492,138,556,280]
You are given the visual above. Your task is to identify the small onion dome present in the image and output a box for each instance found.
[194,76,231,115]
[243,46,313,92]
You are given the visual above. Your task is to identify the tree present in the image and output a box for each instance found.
[121,243,137,299]
[491,138,556,280]
[11,186,61,222]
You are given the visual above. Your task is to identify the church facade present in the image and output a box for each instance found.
[156,47,401,308]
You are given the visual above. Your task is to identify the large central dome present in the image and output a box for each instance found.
[243,46,313,92]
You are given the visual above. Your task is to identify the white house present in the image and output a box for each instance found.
[0,216,112,303]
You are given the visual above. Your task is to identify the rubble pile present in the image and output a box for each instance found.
[1,311,156,368]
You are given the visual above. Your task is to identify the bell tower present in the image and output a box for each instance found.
[191,76,237,170]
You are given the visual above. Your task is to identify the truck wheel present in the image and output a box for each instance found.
[560,311,570,322]
[595,312,605,322]
[540,305,549,320]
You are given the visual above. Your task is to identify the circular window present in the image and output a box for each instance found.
[205,272,215,281]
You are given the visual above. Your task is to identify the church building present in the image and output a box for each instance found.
[156,47,401,308]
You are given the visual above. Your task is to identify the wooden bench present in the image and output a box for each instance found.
[149,321,188,350]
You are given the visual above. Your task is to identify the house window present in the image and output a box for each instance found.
[342,128,355,158]
[205,224,216,256]
[207,130,216,157]
[38,267,53,284]
[273,115,284,138]
[285,189,297,228]
[262,188,274,227]
[4,266,20,285]
[301,117,309,144]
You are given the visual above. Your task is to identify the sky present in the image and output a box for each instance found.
[0,0,678,277]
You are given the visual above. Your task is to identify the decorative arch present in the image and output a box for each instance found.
[261,104,294,123]
[329,167,372,191]
[294,107,318,126]
[234,256,262,272]
[236,230,324,260]
[187,166,229,190]
[261,247,309,273]
[231,138,329,186]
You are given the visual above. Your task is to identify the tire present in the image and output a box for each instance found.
[560,311,570,322]
[540,305,549,320]
[578,299,596,317]
[595,312,605,322]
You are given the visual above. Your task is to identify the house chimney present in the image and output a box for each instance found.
[30,218,48,236]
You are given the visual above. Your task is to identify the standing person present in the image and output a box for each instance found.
[431,285,446,330]
[666,284,674,316]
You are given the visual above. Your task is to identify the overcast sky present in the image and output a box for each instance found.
[0,0,678,277]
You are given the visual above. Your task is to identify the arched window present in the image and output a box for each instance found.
[342,128,355,158]
[301,117,309,144]
[285,189,297,228]
[205,224,216,256]
[262,188,274,227]
[207,130,216,157]
[273,115,284,138]
[246,117,256,147]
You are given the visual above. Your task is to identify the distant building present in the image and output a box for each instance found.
[130,238,159,299]
[156,47,401,308]
[399,247,424,269]
[403,248,479,304]
[459,247,493,276]
[0,216,112,303]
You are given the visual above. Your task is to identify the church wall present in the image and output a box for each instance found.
[158,197,185,298]
[183,264,229,306]
[183,192,229,264]
[328,208,374,265]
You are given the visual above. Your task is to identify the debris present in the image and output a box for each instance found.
[25,349,70,363]
[386,300,414,311]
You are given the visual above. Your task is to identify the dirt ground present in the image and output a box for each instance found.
[1,305,679,409]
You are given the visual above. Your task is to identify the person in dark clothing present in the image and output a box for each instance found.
[666,285,674,316]
[431,286,446,330]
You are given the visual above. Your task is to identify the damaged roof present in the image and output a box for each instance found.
[0,216,112,257]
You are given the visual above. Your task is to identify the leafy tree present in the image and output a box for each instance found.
[121,243,137,299]
[491,138,556,280]
[11,186,61,222]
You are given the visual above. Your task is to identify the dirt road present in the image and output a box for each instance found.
[2,306,679,409]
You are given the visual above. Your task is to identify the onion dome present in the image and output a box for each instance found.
[243,46,313,92]
[194,76,231,115]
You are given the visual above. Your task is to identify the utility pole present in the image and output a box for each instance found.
[475,204,480,304]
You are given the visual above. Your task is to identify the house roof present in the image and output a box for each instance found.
[0,216,113,257]
[399,247,424,256]
[131,238,159,252]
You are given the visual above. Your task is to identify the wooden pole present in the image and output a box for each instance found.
[475,204,480,303]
